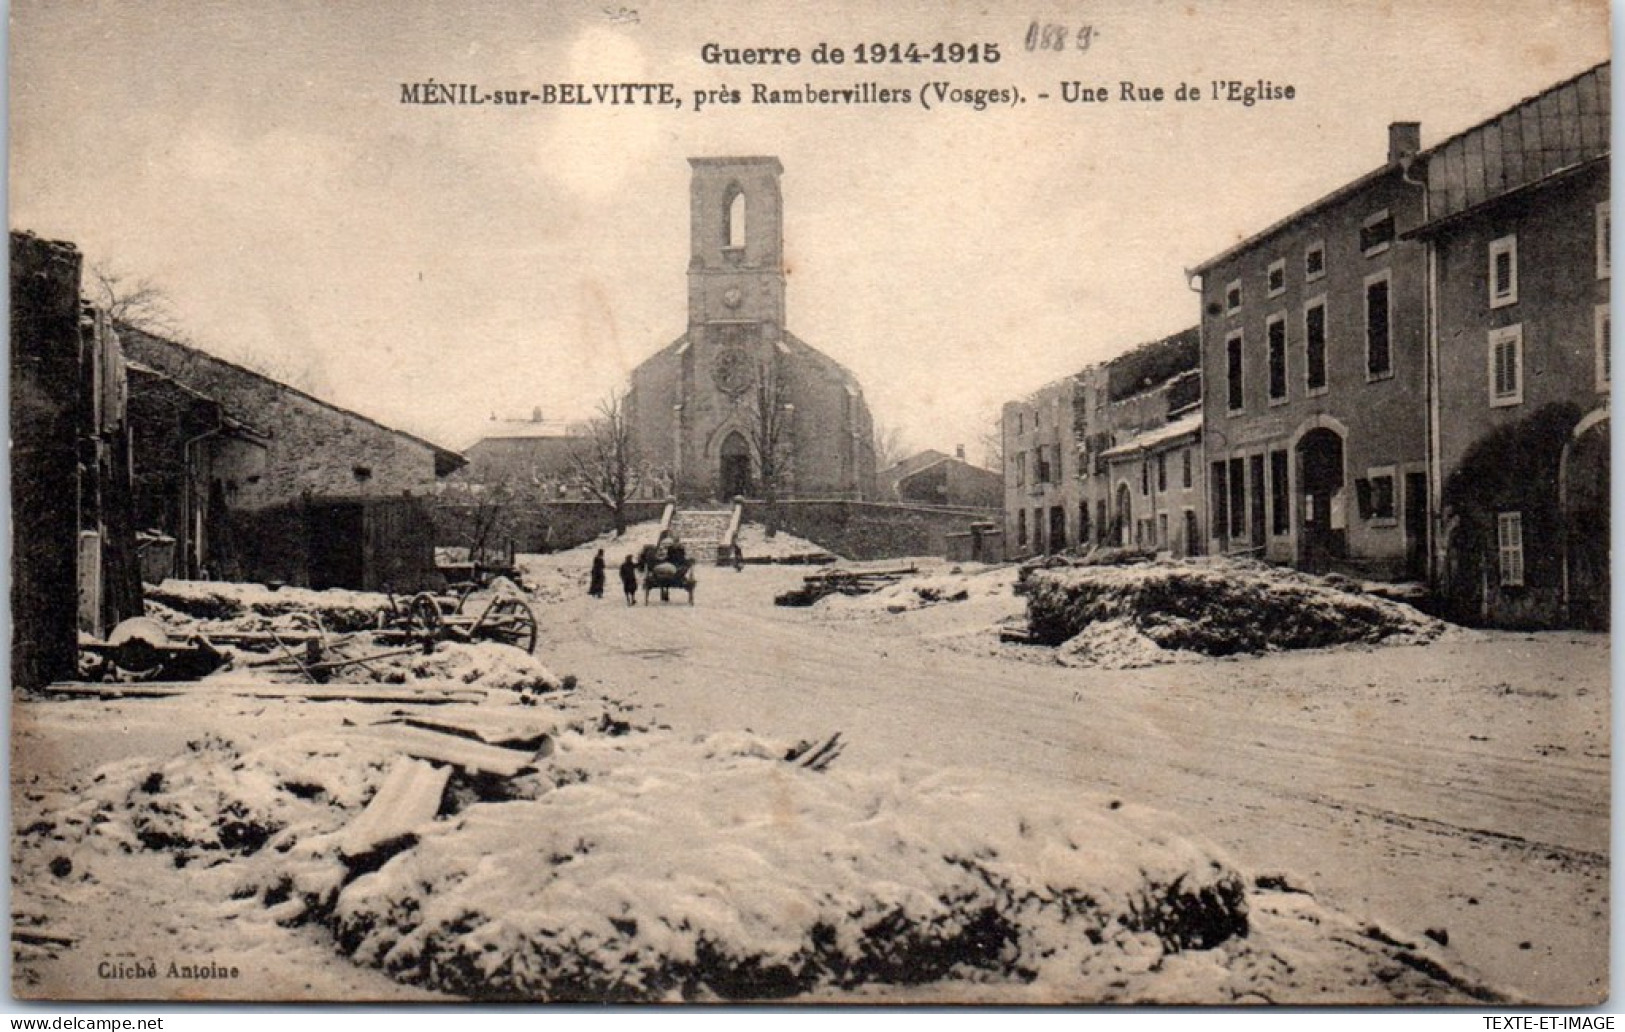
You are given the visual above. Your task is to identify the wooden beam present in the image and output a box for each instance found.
[43,681,487,704]
[335,756,451,859]
[352,723,542,777]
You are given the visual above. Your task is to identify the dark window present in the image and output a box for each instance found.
[1017,509,1027,547]
[1227,333,1244,411]
[1267,318,1287,401]
[1183,509,1201,557]
[1228,457,1246,539]
[1369,474,1395,520]
[1268,261,1285,295]
[1366,278,1391,378]
[1182,447,1192,489]
[1225,280,1242,312]
[1270,450,1289,535]
[1210,461,1228,544]
[1249,454,1266,546]
[1157,453,1167,492]
[1141,461,1150,496]
[1079,501,1091,543]
[1361,213,1394,253]
[1306,302,1327,391]
[1305,242,1325,279]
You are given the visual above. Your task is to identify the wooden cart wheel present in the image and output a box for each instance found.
[479,598,539,654]
[408,592,443,635]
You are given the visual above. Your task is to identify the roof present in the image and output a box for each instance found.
[467,419,584,442]
[120,326,466,476]
[1192,61,1610,274]
[1100,412,1203,461]
[1409,62,1609,235]
[879,449,951,483]
[126,361,270,442]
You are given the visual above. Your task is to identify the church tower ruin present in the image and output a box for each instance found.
[628,157,876,503]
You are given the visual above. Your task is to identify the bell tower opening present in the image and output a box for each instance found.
[724,184,746,250]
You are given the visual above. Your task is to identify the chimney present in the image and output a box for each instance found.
[1388,122,1420,165]
[532,406,544,422]
[955,444,966,460]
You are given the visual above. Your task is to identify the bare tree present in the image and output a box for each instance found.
[750,358,795,535]
[872,420,910,473]
[567,388,646,536]
[979,417,1005,472]
[91,260,329,393]
[89,261,182,338]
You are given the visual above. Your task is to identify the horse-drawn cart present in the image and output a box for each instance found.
[639,544,696,605]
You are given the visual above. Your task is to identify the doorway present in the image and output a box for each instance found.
[719,431,752,499]
[1296,428,1346,573]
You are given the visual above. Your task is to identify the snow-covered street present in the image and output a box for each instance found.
[537,551,1609,1003]
[10,542,1608,1004]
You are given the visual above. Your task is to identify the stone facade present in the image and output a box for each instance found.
[880,449,1003,509]
[628,157,876,503]
[1002,328,1201,557]
[1194,125,1430,579]
[122,328,463,511]
[1413,64,1610,626]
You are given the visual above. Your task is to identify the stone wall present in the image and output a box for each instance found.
[11,233,85,688]
[432,500,670,554]
[121,328,455,511]
[747,500,1001,561]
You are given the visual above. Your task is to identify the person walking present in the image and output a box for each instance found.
[589,549,606,598]
[619,554,639,606]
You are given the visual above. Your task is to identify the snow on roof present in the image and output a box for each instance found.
[1099,412,1203,461]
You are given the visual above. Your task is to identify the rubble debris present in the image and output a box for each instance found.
[774,565,918,607]
[79,617,228,681]
[1024,558,1446,659]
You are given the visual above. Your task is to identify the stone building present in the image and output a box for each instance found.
[627,157,876,503]
[10,232,143,686]
[879,448,1003,509]
[122,328,465,589]
[458,410,590,496]
[1408,62,1610,626]
[1192,123,1431,578]
[1002,328,1201,557]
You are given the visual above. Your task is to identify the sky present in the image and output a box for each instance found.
[8,0,1612,462]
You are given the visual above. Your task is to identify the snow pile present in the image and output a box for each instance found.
[324,728,1250,1001]
[817,566,1010,617]
[731,522,834,561]
[146,581,393,634]
[337,641,564,695]
[1026,559,1445,662]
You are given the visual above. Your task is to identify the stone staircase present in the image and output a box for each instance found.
[667,506,739,564]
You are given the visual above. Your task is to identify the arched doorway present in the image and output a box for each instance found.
[1562,414,1610,628]
[1296,427,1345,573]
[719,431,752,499]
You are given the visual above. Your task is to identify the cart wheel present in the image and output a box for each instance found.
[408,593,443,635]
[481,598,539,654]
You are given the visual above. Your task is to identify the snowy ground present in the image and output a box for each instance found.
[10,527,1609,1004]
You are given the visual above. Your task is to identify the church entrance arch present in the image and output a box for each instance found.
[1296,427,1346,573]
[719,431,753,500]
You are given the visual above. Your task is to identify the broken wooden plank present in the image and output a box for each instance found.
[335,756,451,859]
[353,722,542,777]
[12,928,75,947]
[384,707,560,751]
[42,681,487,704]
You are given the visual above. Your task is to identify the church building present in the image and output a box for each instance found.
[627,157,876,503]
